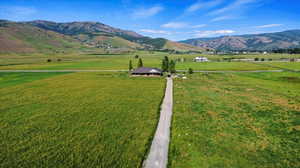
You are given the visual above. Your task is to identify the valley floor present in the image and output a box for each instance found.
[0,53,299,167]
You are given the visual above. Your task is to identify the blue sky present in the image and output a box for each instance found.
[0,0,299,41]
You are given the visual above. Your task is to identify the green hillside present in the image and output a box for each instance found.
[0,20,85,53]
[0,20,205,53]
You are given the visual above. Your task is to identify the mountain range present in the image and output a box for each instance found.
[1,19,300,53]
[0,20,203,53]
[181,30,300,51]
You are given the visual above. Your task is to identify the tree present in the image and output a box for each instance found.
[169,60,176,73]
[188,68,193,74]
[162,56,169,72]
[137,58,143,68]
[135,55,139,59]
[161,59,168,72]
[261,58,265,61]
[129,60,133,71]
[254,57,259,61]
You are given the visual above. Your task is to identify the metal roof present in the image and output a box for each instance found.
[132,67,162,74]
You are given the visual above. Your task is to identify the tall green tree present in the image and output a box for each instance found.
[162,56,169,72]
[161,59,167,72]
[137,58,143,68]
[129,60,133,71]
[169,60,176,73]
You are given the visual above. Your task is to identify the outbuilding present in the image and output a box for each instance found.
[131,67,163,76]
[194,56,209,62]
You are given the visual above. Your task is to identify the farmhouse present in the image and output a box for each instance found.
[131,67,163,76]
[194,56,209,62]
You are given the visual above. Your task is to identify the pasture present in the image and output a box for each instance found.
[257,62,300,71]
[0,52,299,71]
[1,52,299,167]
[169,72,300,168]
[0,72,165,167]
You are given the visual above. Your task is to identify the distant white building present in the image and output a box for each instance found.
[194,56,209,62]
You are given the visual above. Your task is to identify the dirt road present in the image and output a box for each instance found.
[143,77,173,168]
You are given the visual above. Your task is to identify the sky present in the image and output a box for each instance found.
[0,0,299,41]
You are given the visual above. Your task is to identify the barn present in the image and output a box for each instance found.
[131,67,163,76]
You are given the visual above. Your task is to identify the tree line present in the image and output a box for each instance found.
[272,48,300,54]
[161,56,176,73]
[128,55,176,73]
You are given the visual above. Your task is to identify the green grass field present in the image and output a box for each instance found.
[176,62,278,71]
[169,72,300,168]
[0,53,299,71]
[1,52,299,167]
[257,62,300,71]
[0,72,165,167]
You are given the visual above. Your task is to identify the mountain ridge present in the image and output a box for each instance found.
[181,30,300,51]
[0,20,204,53]
[25,20,204,52]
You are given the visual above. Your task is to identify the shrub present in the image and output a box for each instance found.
[188,68,193,74]
[261,58,265,61]
[254,58,259,61]
[47,59,52,62]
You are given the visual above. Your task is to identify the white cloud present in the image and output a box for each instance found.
[192,24,207,28]
[186,0,223,13]
[140,29,171,35]
[132,6,164,19]
[161,22,207,29]
[161,22,188,29]
[194,30,235,37]
[211,15,235,22]
[209,0,259,16]
[255,24,283,28]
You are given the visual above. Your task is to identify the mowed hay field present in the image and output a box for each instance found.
[169,72,300,168]
[0,72,165,167]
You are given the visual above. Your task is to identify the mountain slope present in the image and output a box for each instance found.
[0,20,85,53]
[163,40,204,51]
[26,20,143,50]
[0,20,204,53]
[181,30,300,51]
[27,20,143,38]
[27,20,204,52]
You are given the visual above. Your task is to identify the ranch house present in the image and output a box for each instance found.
[131,67,163,76]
